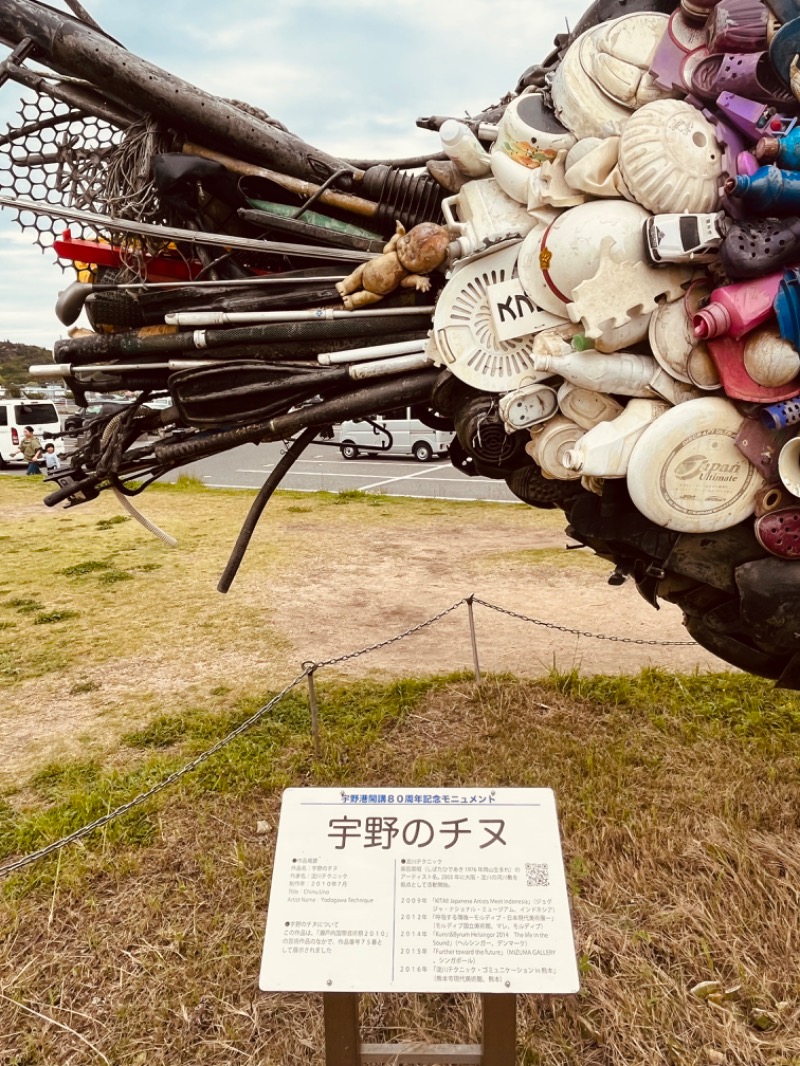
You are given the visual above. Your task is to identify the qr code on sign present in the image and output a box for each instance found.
[525,862,550,888]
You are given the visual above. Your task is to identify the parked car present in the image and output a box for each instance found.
[0,399,61,466]
[337,408,454,462]
[63,399,132,433]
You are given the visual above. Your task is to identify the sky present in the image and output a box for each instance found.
[0,0,587,350]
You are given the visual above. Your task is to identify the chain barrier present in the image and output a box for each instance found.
[0,670,309,878]
[472,596,698,646]
[0,593,696,877]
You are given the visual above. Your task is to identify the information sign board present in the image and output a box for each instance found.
[259,787,579,994]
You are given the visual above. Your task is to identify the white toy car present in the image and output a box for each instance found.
[644,212,727,265]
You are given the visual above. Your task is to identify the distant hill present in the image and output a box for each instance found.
[0,341,53,396]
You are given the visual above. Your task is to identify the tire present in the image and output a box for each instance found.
[413,441,433,463]
[340,442,359,460]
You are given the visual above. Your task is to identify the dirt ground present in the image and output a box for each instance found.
[1,485,727,785]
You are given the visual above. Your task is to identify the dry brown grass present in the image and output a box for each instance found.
[1,675,798,1065]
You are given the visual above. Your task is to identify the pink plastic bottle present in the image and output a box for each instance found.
[692,271,784,340]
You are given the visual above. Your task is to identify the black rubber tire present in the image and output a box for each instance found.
[340,442,359,460]
[413,441,433,463]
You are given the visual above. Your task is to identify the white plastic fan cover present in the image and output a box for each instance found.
[433,245,559,393]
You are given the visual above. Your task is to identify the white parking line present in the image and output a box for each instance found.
[358,463,451,491]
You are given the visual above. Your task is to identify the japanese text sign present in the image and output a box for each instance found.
[259,787,579,994]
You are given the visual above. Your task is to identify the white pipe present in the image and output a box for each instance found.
[165,306,435,327]
[30,360,224,377]
[318,339,427,365]
[347,352,434,380]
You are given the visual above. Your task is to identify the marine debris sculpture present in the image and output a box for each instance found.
[5,0,800,684]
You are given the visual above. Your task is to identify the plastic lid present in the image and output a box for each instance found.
[755,136,780,163]
[627,397,763,531]
[693,302,731,339]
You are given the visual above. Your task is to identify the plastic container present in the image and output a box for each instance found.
[498,384,559,431]
[778,436,800,496]
[775,270,800,349]
[557,383,624,429]
[743,325,800,386]
[562,399,670,477]
[532,348,658,396]
[726,166,800,215]
[439,120,492,179]
[526,416,584,480]
[692,271,783,339]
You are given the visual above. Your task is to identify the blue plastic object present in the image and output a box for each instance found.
[762,398,800,428]
[727,166,800,215]
[776,269,800,348]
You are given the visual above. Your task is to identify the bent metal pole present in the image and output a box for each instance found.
[0,195,374,262]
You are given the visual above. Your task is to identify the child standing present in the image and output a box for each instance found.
[43,442,61,474]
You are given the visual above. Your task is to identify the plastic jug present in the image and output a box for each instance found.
[726,167,800,216]
[562,399,670,477]
[692,272,783,340]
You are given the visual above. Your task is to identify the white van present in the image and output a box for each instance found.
[338,407,454,462]
[0,399,62,466]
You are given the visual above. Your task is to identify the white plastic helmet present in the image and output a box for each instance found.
[517,199,651,317]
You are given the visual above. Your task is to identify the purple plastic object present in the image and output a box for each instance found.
[703,105,750,217]
[736,149,759,174]
[708,0,771,54]
[716,91,793,140]
[692,52,796,107]
[650,28,692,90]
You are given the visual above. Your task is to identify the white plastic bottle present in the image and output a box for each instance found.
[532,349,658,396]
[562,399,670,477]
[439,119,492,179]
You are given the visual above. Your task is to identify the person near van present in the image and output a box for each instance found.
[43,442,61,474]
[19,426,42,475]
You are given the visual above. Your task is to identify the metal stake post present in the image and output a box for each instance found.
[466,595,481,684]
[306,664,321,757]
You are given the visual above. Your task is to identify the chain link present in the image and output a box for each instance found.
[0,593,696,877]
[472,596,697,646]
[0,670,309,878]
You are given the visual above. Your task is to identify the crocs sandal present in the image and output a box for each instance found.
[691,49,797,104]
[769,13,800,85]
[708,0,772,53]
[720,216,800,278]
[755,507,800,557]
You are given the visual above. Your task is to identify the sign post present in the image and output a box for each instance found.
[260,787,578,1063]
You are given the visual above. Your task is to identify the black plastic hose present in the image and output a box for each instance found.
[217,425,318,593]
